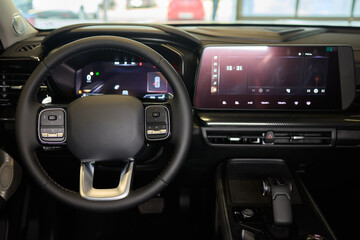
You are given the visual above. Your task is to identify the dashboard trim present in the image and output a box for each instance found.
[201,127,336,147]
[339,46,356,109]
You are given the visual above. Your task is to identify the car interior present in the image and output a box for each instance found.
[0,0,359,239]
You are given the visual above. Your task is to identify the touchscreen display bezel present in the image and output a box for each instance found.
[194,45,355,111]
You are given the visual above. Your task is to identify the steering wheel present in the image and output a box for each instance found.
[15,36,192,211]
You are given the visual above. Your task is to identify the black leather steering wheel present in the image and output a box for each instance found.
[15,36,192,211]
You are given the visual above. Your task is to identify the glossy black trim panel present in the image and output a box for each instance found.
[339,46,356,109]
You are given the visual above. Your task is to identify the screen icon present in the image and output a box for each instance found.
[154,76,161,88]
[211,86,218,93]
[147,72,167,93]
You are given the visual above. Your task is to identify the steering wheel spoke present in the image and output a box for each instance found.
[37,106,67,145]
[80,159,134,201]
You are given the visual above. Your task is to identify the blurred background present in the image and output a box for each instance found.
[12,0,360,29]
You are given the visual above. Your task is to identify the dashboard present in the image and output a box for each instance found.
[69,43,356,111]
[1,24,360,150]
[2,23,360,240]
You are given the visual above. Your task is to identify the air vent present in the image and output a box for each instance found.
[0,71,29,106]
[17,43,40,52]
[273,131,332,145]
[0,60,40,108]
[204,128,333,146]
[206,131,263,145]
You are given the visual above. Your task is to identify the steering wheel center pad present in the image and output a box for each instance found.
[67,95,145,162]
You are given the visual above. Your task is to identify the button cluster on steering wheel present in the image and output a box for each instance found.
[145,105,170,140]
[38,108,66,143]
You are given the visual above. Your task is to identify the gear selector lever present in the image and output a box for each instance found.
[263,177,293,226]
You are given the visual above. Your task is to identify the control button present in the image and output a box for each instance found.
[40,127,65,142]
[146,108,167,123]
[264,131,275,144]
[152,112,160,118]
[146,129,168,135]
[48,115,57,121]
[40,127,64,134]
[40,110,64,126]
[242,209,254,218]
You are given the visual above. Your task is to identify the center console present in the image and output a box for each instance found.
[216,159,336,240]
[196,45,355,239]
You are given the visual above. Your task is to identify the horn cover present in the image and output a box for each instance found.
[67,95,144,161]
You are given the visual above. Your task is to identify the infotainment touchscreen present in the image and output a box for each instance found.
[194,46,355,110]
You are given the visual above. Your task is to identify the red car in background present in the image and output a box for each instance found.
[167,0,205,20]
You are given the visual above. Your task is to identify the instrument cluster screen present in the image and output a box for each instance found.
[76,61,173,100]
[195,46,343,110]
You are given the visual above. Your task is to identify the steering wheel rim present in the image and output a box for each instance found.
[15,36,192,211]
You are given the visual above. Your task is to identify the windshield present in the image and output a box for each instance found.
[13,0,360,29]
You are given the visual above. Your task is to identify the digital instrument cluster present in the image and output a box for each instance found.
[75,61,173,100]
